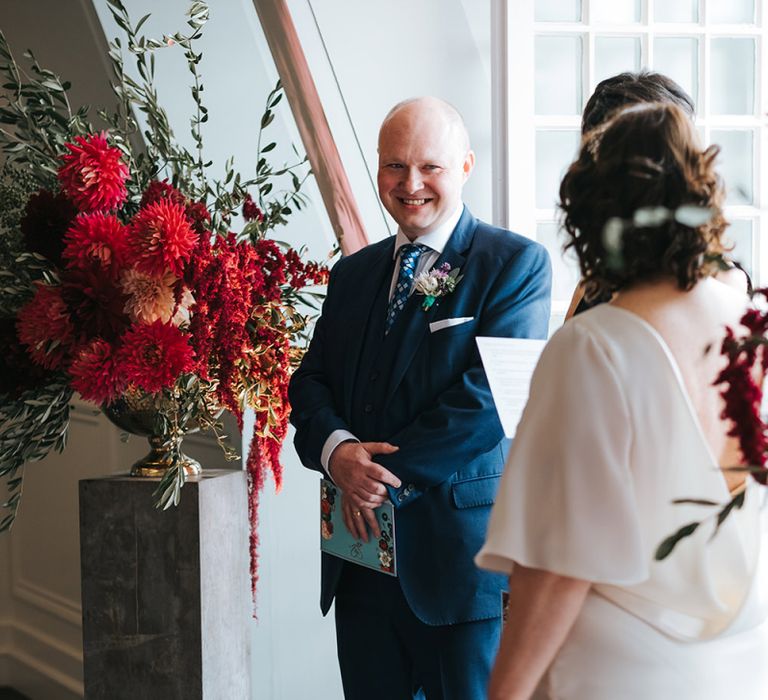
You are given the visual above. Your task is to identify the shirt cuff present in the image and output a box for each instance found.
[320,429,360,479]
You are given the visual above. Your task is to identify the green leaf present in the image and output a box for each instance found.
[135,13,151,34]
[654,521,699,560]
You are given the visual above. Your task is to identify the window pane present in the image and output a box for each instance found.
[535,35,583,114]
[724,219,754,279]
[535,0,581,22]
[594,36,641,84]
[653,37,698,109]
[537,222,581,301]
[536,130,581,209]
[590,0,640,23]
[711,129,753,205]
[710,38,755,115]
[654,0,698,23]
[708,0,755,24]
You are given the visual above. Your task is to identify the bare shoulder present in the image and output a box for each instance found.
[613,277,746,332]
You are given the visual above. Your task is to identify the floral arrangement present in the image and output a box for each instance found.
[413,263,463,311]
[0,0,331,598]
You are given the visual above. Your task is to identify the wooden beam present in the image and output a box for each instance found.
[253,0,369,255]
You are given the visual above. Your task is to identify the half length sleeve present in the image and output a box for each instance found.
[476,321,648,586]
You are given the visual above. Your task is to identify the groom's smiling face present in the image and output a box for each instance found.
[377,99,474,240]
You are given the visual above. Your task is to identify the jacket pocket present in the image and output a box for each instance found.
[451,474,501,509]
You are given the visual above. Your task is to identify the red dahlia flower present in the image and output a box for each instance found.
[140,179,186,208]
[61,266,130,343]
[58,133,129,212]
[140,180,210,234]
[63,212,128,274]
[20,189,78,267]
[69,337,125,404]
[16,284,74,369]
[127,200,199,277]
[118,320,194,393]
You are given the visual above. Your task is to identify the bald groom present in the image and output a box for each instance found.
[289,97,552,699]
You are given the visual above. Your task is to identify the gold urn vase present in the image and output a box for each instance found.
[102,393,202,478]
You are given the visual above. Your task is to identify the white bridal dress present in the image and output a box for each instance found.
[477,304,768,700]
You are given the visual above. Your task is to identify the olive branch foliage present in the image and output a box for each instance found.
[0,0,317,526]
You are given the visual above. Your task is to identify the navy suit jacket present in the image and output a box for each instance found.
[289,207,552,625]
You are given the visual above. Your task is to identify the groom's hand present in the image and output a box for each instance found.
[329,441,401,509]
[341,494,380,543]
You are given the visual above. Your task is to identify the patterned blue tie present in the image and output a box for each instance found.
[385,243,427,334]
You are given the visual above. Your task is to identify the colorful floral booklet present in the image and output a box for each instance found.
[320,479,396,576]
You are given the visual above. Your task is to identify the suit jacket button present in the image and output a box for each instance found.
[364,403,373,413]
[369,370,379,381]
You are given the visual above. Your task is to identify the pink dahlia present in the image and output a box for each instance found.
[62,212,128,274]
[126,200,199,277]
[58,133,129,212]
[118,320,194,393]
[120,268,178,324]
[16,284,74,369]
[69,338,125,404]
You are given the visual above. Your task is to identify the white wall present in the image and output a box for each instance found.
[288,0,492,242]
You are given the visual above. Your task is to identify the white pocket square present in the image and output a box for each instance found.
[429,317,475,333]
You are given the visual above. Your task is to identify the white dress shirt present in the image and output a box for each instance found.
[320,204,465,476]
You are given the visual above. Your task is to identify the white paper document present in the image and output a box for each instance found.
[476,336,547,438]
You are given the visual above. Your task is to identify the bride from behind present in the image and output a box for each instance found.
[477,102,768,700]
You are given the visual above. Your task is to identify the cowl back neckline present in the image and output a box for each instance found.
[597,303,733,501]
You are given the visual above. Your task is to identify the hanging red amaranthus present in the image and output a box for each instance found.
[716,290,768,484]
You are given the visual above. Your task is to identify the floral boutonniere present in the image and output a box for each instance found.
[412,262,463,311]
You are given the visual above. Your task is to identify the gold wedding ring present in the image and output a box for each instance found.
[354,510,362,517]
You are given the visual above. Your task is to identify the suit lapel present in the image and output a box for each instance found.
[342,240,395,419]
[384,208,477,406]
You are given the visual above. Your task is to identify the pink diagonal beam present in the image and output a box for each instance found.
[253,0,369,255]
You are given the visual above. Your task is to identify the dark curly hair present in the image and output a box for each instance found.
[560,102,727,301]
[581,71,695,135]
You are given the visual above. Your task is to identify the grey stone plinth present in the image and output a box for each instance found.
[79,470,252,700]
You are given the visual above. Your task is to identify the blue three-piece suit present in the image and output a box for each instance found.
[289,207,551,698]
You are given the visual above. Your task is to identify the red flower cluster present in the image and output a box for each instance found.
[58,133,128,211]
[141,178,211,234]
[716,294,768,484]
[63,212,128,275]
[17,134,207,403]
[184,229,328,599]
[242,193,264,222]
[285,247,331,287]
[15,129,331,606]
[119,320,195,393]
[69,338,123,404]
[16,284,74,370]
[127,199,199,277]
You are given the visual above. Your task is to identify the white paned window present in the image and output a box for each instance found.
[498,0,768,323]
